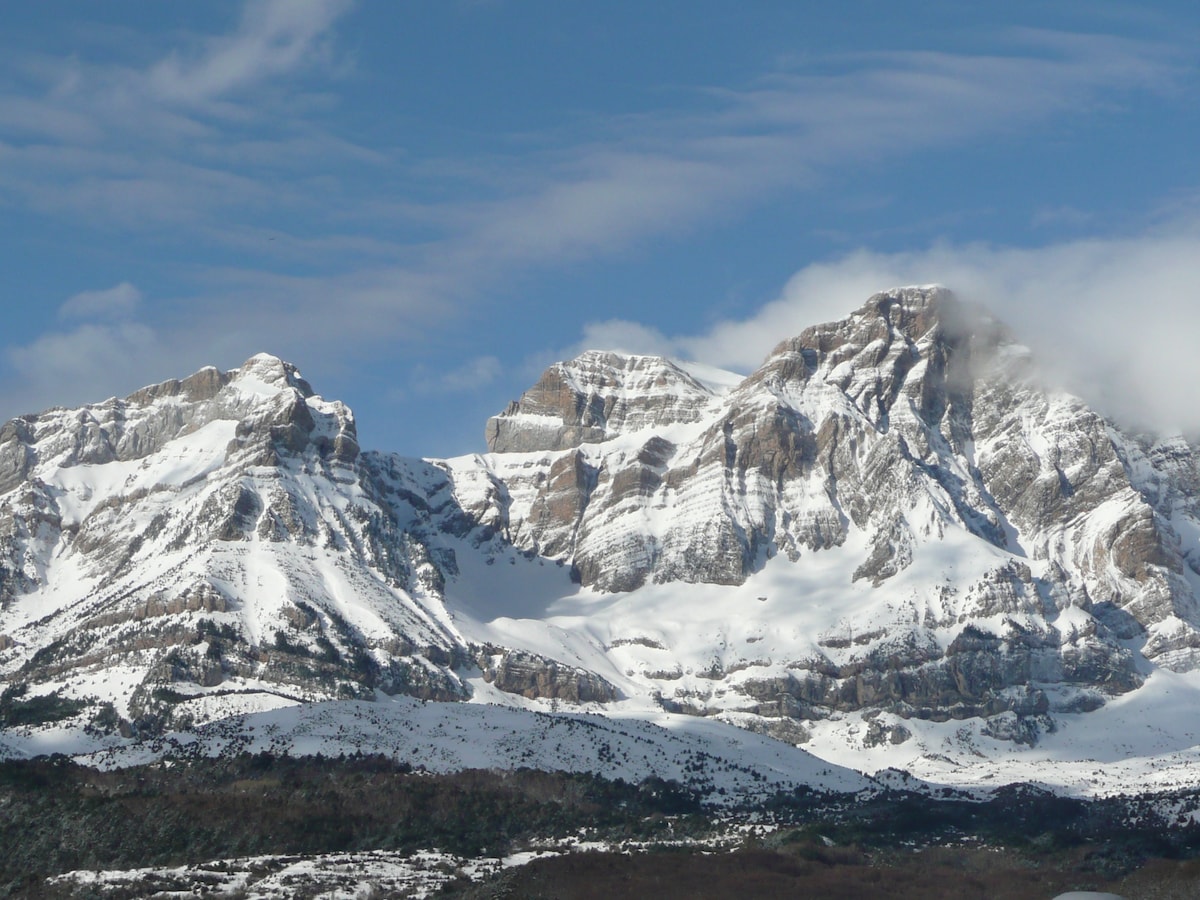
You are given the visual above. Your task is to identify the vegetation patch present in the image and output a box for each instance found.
[3,753,1200,897]
[0,685,87,728]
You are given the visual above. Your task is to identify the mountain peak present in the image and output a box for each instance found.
[747,283,1012,402]
[485,350,718,453]
[857,284,1007,346]
[121,354,312,411]
[845,284,974,342]
[229,353,315,400]
[865,283,949,308]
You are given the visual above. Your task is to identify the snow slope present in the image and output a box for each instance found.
[4,287,1200,801]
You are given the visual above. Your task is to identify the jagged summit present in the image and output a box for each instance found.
[484,350,728,453]
[122,353,314,411]
[0,354,357,489]
[226,353,318,399]
[486,286,1011,458]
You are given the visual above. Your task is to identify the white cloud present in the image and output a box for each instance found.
[147,0,354,105]
[601,221,1200,437]
[58,282,142,321]
[4,322,164,414]
[676,254,922,370]
[575,320,675,358]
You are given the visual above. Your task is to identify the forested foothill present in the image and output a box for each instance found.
[5,752,1200,897]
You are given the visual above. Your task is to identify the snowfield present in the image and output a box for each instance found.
[4,289,1200,816]
[4,692,871,802]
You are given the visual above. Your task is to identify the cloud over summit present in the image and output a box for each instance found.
[573,225,1200,440]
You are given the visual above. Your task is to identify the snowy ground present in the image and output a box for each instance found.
[798,666,1200,799]
[46,825,779,899]
[48,848,515,899]
[6,666,1200,802]
[51,692,872,802]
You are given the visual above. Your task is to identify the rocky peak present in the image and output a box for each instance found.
[226,353,317,400]
[0,353,455,729]
[125,366,232,407]
[221,355,358,467]
[445,285,1200,736]
[0,355,357,489]
[752,286,999,402]
[485,350,723,453]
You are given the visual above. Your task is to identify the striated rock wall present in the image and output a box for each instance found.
[485,351,717,453]
[459,287,1200,732]
[5,289,1200,744]
[480,648,617,703]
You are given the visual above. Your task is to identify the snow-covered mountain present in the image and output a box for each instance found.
[3,286,1200,792]
[455,288,1200,718]
[0,354,481,727]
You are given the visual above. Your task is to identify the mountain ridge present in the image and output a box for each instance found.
[3,286,1200,795]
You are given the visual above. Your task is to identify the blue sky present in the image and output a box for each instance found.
[3,1,1200,456]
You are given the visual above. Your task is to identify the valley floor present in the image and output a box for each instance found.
[5,753,1200,898]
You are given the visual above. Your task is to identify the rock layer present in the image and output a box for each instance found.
[456,287,1200,736]
[4,289,1200,749]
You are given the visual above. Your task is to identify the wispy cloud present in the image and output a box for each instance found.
[0,11,1193,429]
[408,356,504,396]
[6,19,1177,265]
[414,30,1182,282]
[573,217,1200,438]
[147,0,354,106]
[58,282,142,322]
[6,322,163,412]
[0,0,360,228]
[574,320,675,358]
[1031,206,1096,230]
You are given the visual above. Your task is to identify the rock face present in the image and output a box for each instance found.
[0,354,603,734]
[484,351,716,454]
[480,649,618,703]
[450,287,1200,739]
[4,289,1200,754]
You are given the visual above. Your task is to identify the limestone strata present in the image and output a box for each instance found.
[481,649,617,703]
[457,287,1200,733]
[485,351,717,453]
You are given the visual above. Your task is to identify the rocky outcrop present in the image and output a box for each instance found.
[734,616,1136,728]
[485,351,717,453]
[480,649,617,703]
[0,419,35,496]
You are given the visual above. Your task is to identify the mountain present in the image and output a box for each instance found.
[3,286,1200,793]
[0,354,477,729]
[454,288,1200,735]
